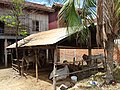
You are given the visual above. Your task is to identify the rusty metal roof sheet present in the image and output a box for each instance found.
[7,27,82,49]
[0,0,54,12]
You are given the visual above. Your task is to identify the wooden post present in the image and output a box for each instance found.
[88,29,92,76]
[88,32,92,56]
[4,38,8,67]
[73,49,76,65]
[21,50,25,76]
[46,49,49,63]
[53,47,57,90]
[87,25,92,56]
[35,49,38,81]
[11,49,14,69]
[64,49,66,60]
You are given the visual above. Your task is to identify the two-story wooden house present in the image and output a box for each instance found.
[0,0,54,67]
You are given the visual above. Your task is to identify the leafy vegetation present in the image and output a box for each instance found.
[59,0,120,81]
[0,0,28,74]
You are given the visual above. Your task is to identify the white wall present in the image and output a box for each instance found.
[0,8,49,34]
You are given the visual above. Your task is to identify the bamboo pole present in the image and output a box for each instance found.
[53,47,57,90]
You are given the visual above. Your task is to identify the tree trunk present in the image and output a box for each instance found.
[105,38,114,83]
[16,20,21,75]
[116,46,120,64]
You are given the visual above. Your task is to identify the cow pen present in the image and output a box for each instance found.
[6,28,106,90]
[9,47,106,90]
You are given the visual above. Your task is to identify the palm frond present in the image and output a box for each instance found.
[59,0,80,26]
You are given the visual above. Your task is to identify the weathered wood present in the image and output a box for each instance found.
[88,30,92,56]
[21,50,25,76]
[53,47,58,90]
[55,65,103,77]
[57,46,81,49]
[4,39,8,67]
[12,66,19,72]
[46,49,49,63]
[17,45,56,49]
[35,49,38,81]
[12,63,20,67]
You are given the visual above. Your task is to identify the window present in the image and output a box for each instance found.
[39,20,43,31]
[32,20,39,31]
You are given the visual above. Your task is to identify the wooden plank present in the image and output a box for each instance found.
[55,66,101,77]
[57,46,81,49]
[13,59,22,62]
[56,60,83,65]
[12,63,28,68]
[12,63,18,67]
[17,45,56,49]
[12,63,22,68]
[12,66,19,72]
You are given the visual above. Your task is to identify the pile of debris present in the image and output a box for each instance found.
[113,66,120,82]
[67,67,120,90]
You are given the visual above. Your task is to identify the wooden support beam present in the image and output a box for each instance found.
[16,45,56,50]
[57,46,81,49]
[88,30,92,56]
[53,47,57,90]
[46,49,49,63]
[35,49,38,81]
[4,39,8,67]
[21,50,25,76]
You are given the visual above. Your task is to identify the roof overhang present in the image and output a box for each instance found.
[7,27,83,49]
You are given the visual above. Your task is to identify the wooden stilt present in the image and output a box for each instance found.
[4,39,8,67]
[35,49,38,81]
[88,30,92,75]
[53,47,57,90]
[46,49,49,63]
[21,50,25,76]
[11,49,14,69]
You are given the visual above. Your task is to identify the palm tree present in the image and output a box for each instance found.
[96,0,120,82]
[58,0,120,82]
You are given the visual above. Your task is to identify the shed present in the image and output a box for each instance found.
[7,27,96,90]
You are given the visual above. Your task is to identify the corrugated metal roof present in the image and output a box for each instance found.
[0,0,54,12]
[7,27,81,49]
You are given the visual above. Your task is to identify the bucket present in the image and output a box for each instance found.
[71,76,77,82]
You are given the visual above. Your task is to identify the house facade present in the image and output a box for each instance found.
[0,0,54,67]
[49,3,65,30]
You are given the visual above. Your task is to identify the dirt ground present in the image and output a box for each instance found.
[0,68,53,90]
[0,68,120,90]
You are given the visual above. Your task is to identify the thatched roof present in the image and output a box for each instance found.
[7,27,82,49]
